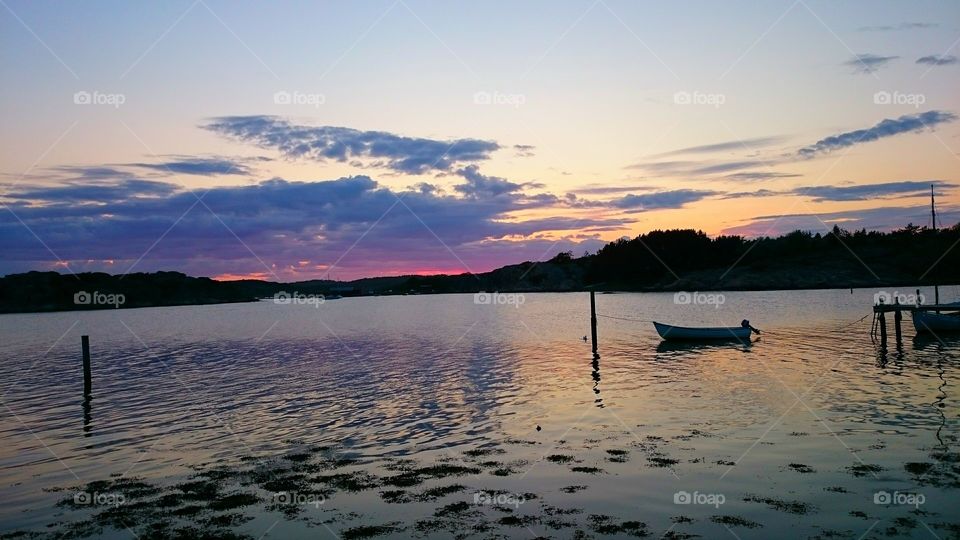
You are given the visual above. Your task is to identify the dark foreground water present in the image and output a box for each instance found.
[1,288,959,539]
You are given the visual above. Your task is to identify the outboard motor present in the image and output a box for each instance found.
[741,319,761,335]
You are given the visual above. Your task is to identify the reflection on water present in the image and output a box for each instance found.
[0,288,958,538]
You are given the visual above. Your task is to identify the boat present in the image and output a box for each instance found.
[912,309,960,333]
[910,187,960,334]
[653,321,753,341]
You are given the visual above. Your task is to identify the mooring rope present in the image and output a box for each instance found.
[597,311,872,332]
[596,313,652,322]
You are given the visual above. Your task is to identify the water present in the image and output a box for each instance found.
[1,288,958,539]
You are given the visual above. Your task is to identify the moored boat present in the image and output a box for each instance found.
[912,310,960,333]
[653,321,753,341]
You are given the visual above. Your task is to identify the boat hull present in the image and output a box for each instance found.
[653,321,752,341]
[912,311,960,333]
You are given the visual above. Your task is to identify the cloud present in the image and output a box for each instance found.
[610,189,717,211]
[723,172,801,182]
[916,54,958,66]
[793,180,953,202]
[570,185,646,195]
[844,53,898,74]
[717,180,954,202]
[204,116,501,174]
[0,174,628,280]
[721,204,956,237]
[798,110,957,157]
[513,144,535,157]
[858,22,937,32]
[653,136,785,157]
[453,165,526,198]
[128,156,257,176]
[5,178,178,203]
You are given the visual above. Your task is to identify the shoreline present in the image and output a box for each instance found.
[2,282,956,315]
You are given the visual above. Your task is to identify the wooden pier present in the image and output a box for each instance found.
[872,300,960,347]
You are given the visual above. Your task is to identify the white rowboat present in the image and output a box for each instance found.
[653,321,752,341]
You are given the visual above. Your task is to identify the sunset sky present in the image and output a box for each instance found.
[1,1,959,281]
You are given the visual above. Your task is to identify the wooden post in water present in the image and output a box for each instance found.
[894,299,902,346]
[589,290,599,358]
[878,312,887,347]
[81,335,91,395]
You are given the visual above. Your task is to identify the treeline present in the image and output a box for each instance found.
[1,223,958,313]
[586,223,960,288]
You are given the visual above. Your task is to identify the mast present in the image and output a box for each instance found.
[931,184,937,232]
[932,184,939,307]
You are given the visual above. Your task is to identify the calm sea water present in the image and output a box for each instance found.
[1,288,958,539]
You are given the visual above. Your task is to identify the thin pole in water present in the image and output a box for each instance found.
[894,299,902,346]
[82,335,91,395]
[590,290,599,358]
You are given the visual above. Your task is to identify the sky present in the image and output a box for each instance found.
[1,0,959,281]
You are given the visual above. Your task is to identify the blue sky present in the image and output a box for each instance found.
[1,1,959,280]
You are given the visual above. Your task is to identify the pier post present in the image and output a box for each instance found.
[82,335,91,395]
[878,312,887,347]
[589,291,599,358]
[894,299,902,346]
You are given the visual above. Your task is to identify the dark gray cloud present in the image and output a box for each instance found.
[793,180,953,202]
[6,179,178,203]
[454,165,526,198]
[128,156,257,176]
[858,22,937,32]
[610,189,717,211]
[798,110,957,157]
[571,185,646,195]
[844,53,899,74]
[204,116,501,174]
[916,55,958,66]
[513,144,535,157]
